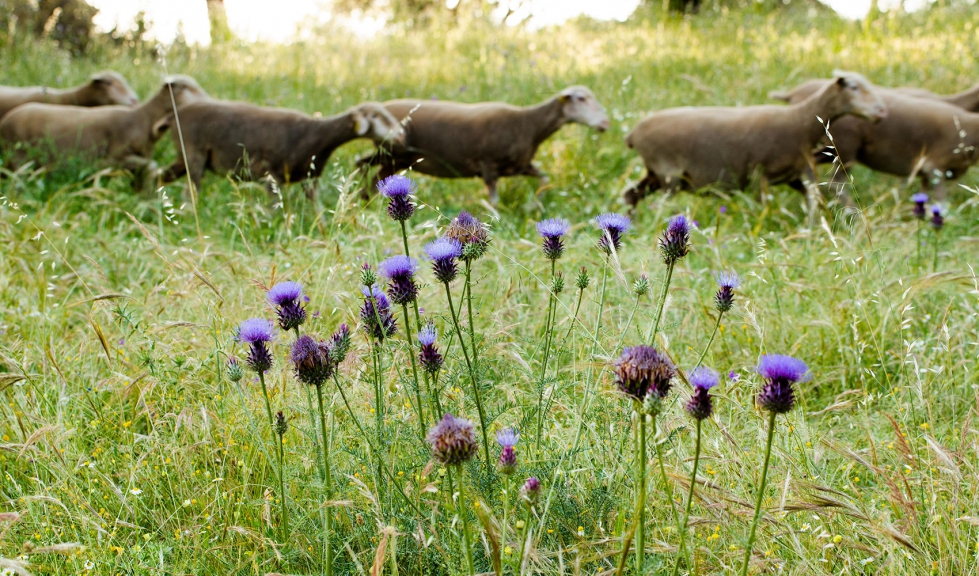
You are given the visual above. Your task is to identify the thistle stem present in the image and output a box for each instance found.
[916,220,922,270]
[670,418,702,576]
[740,411,778,576]
[536,259,558,455]
[451,466,475,576]
[316,385,334,576]
[694,312,724,369]
[653,413,689,568]
[371,344,387,507]
[636,413,647,572]
[517,504,533,575]
[464,260,480,370]
[258,371,288,541]
[933,230,940,272]
[399,220,438,424]
[400,303,427,438]
[563,284,586,341]
[645,261,675,344]
[443,281,491,470]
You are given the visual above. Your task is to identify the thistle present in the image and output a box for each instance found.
[646,215,691,344]
[741,354,811,576]
[536,218,570,261]
[565,266,591,339]
[517,476,540,572]
[633,273,650,298]
[496,428,519,476]
[359,285,397,343]
[360,263,378,288]
[268,281,307,333]
[327,324,352,367]
[930,204,944,271]
[695,271,741,368]
[379,255,419,306]
[378,174,416,222]
[428,413,479,576]
[594,213,631,256]
[274,411,288,437]
[227,356,244,383]
[445,211,490,261]
[238,318,274,374]
[418,322,444,376]
[520,476,540,507]
[426,237,463,284]
[912,192,929,220]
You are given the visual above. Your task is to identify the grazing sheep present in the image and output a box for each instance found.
[0,71,139,120]
[771,79,979,199]
[158,101,405,192]
[770,78,979,112]
[622,71,887,208]
[0,75,207,185]
[358,86,610,204]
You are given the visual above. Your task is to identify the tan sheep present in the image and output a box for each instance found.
[0,75,207,186]
[158,100,405,193]
[0,71,139,120]
[770,78,979,112]
[358,86,610,204]
[622,71,886,208]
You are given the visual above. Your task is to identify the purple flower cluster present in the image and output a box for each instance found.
[378,174,416,222]
[595,213,631,255]
[427,413,479,466]
[268,281,307,332]
[660,214,691,265]
[425,237,463,284]
[613,345,676,404]
[360,285,398,342]
[756,354,810,414]
[496,428,519,475]
[714,271,741,313]
[521,476,541,506]
[290,334,334,387]
[536,218,570,260]
[238,318,275,374]
[685,367,719,421]
[417,322,444,375]
[380,255,419,305]
[912,192,929,220]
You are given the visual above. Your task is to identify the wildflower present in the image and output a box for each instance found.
[633,273,649,297]
[728,370,740,382]
[327,323,352,366]
[930,204,944,231]
[912,192,929,219]
[521,476,541,506]
[267,281,307,332]
[238,318,274,374]
[756,354,811,414]
[378,174,416,222]
[290,335,333,386]
[226,356,244,383]
[379,255,420,305]
[575,266,590,290]
[686,367,719,420]
[418,322,444,375]
[275,411,288,436]
[445,211,490,261]
[551,271,565,295]
[594,213,631,255]
[660,214,691,265]
[360,285,397,342]
[427,413,479,466]
[425,237,463,284]
[536,218,570,260]
[496,428,519,475]
[613,345,676,405]
[714,271,741,313]
[360,263,378,288]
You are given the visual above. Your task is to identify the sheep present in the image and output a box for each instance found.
[0,75,207,186]
[158,100,405,193]
[769,78,979,112]
[0,71,139,120]
[770,78,979,199]
[357,86,610,204]
[622,71,887,208]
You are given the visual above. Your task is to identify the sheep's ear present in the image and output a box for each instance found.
[835,76,849,88]
[151,115,172,140]
[353,111,369,136]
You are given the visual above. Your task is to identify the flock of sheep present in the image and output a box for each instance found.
[1,69,977,207]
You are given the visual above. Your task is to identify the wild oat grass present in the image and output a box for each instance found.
[2,6,979,575]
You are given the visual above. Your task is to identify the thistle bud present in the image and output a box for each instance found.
[575,267,590,291]
[551,271,565,295]
[633,273,649,298]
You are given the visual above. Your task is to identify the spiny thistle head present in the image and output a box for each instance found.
[275,411,288,436]
[290,334,333,387]
[418,322,444,375]
[445,211,490,261]
[613,345,676,405]
[425,237,463,284]
[238,318,275,374]
[594,213,631,255]
[756,354,811,414]
[427,413,479,466]
[686,367,719,420]
[379,255,419,306]
[227,356,244,383]
[360,285,397,342]
[268,281,307,332]
[575,266,590,290]
[551,271,565,295]
[911,192,929,219]
[521,476,541,507]
[378,174,416,222]
[360,263,378,288]
[660,214,691,265]
[496,428,519,475]
[327,323,352,366]
[633,273,650,298]
[931,204,944,231]
[714,271,741,313]
[536,218,570,260]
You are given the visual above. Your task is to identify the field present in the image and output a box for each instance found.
[2,5,979,575]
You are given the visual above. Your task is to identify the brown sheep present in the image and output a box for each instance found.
[622,71,887,208]
[0,71,139,120]
[358,86,610,204]
[0,76,207,186]
[769,78,979,112]
[158,100,405,193]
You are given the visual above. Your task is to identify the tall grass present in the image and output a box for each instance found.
[2,5,979,574]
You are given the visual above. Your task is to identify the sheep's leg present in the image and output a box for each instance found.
[481,164,500,205]
[518,163,548,184]
[119,154,158,193]
[160,162,187,184]
[621,172,661,211]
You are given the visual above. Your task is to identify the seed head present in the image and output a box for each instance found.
[427,413,479,466]
[613,345,676,404]
[445,211,490,261]
[290,335,333,387]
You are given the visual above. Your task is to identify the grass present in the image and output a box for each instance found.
[2,5,979,574]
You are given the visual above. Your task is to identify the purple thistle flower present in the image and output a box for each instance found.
[445,211,490,261]
[911,192,929,220]
[930,204,944,231]
[660,214,691,265]
[686,367,719,420]
[728,370,740,382]
[496,427,519,448]
[756,354,810,414]
[714,271,741,313]
[427,413,479,466]
[268,281,307,332]
[613,345,676,403]
[418,322,443,375]
[327,323,352,366]
[379,255,419,305]
[594,213,631,255]
[360,285,398,342]
[521,476,541,506]
[290,335,333,387]
[536,218,570,260]
[496,428,519,474]
[238,318,274,374]
[425,237,463,284]
[378,174,416,222]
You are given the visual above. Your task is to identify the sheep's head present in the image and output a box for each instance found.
[162,75,210,108]
[559,86,610,132]
[831,70,887,123]
[87,71,139,106]
[352,103,406,145]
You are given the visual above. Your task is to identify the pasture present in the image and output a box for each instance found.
[2,5,979,575]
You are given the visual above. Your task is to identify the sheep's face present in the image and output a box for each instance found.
[354,104,406,145]
[163,76,210,108]
[834,72,888,123]
[89,72,139,106]
[560,86,610,132]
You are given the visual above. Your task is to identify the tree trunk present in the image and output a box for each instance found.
[206,0,231,44]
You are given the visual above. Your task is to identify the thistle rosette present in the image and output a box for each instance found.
[685,367,719,421]
[756,354,810,414]
[660,214,691,266]
[360,285,397,342]
[425,237,463,284]
[238,318,275,374]
[427,413,479,466]
[445,211,490,261]
[379,255,419,306]
[290,334,333,387]
[378,174,416,222]
[496,428,519,475]
[268,281,307,332]
[714,271,741,313]
[536,218,570,261]
[613,345,676,407]
[594,213,631,256]
[418,322,444,375]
